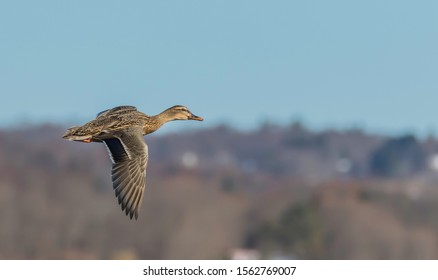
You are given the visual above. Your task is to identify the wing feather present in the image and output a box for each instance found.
[97,105,138,118]
[103,129,148,220]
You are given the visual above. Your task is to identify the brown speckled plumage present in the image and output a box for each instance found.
[63,105,203,220]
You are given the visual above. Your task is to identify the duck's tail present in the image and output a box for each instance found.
[62,126,93,142]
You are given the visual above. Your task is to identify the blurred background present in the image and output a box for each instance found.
[1,1,438,259]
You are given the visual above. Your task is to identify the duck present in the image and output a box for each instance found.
[63,105,203,220]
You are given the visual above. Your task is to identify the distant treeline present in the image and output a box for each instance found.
[145,122,438,180]
[0,123,438,259]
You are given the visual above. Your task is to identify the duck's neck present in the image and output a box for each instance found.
[143,110,175,135]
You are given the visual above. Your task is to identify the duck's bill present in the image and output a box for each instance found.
[189,114,204,121]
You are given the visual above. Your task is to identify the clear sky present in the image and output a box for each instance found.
[1,1,437,135]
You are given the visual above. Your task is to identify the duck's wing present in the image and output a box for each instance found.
[97,106,138,118]
[102,128,148,220]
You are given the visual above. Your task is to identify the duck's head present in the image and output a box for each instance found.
[164,105,204,121]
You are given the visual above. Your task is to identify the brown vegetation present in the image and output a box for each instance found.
[1,123,438,259]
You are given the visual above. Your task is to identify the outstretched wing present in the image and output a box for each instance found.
[97,106,138,118]
[102,128,148,220]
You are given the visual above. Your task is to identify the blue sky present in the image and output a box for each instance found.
[1,1,437,135]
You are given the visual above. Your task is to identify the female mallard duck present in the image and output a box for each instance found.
[63,105,203,220]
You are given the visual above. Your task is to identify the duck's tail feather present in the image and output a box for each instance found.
[62,126,92,142]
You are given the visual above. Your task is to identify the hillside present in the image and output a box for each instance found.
[1,123,438,259]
